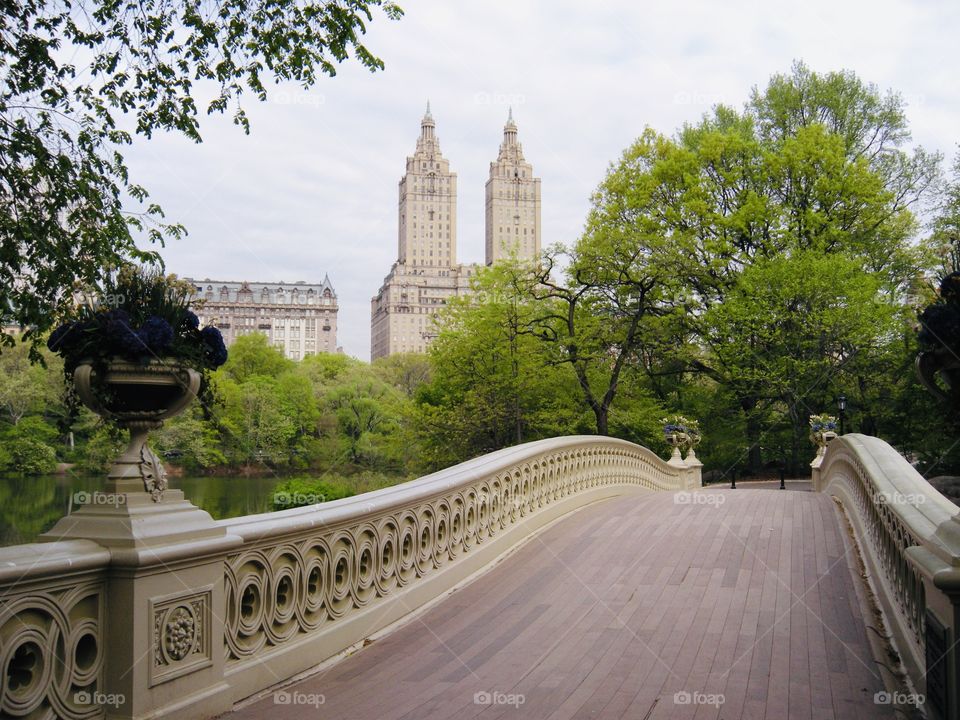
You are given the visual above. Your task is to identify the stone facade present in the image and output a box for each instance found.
[370,263,477,358]
[485,108,541,265]
[396,102,458,268]
[188,277,338,360]
[371,105,539,360]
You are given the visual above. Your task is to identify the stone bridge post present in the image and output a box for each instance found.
[40,488,240,720]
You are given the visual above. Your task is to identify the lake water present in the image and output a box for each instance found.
[0,474,290,547]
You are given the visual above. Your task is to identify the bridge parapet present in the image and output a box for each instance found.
[0,435,692,719]
[0,541,109,720]
[216,435,692,703]
[817,434,960,720]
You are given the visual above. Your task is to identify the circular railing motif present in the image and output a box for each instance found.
[0,583,103,720]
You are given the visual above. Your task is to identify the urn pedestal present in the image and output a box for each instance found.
[810,430,838,492]
[665,432,685,462]
[40,359,238,720]
[43,359,225,549]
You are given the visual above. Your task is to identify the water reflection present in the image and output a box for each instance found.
[0,474,288,546]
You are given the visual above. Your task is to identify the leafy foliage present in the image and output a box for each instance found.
[569,63,939,474]
[271,477,356,510]
[414,260,585,468]
[0,437,57,475]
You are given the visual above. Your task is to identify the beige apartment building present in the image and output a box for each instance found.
[485,108,542,265]
[189,277,338,360]
[371,105,541,360]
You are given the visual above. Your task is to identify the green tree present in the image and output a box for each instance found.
[327,375,401,465]
[418,261,582,466]
[153,407,226,471]
[2,0,402,355]
[373,353,431,398]
[216,374,297,468]
[218,333,294,383]
[526,235,684,436]
[926,152,960,277]
[0,438,57,475]
[582,64,940,472]
[77,423,127,475]
[208,351,328,469]
[0,341,63,425]
[697,251,898,470]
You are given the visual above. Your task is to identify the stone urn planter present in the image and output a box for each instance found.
[916,347,960,407]
[73,358,201,501]
[40,266,229,553]
[809,428,837,471]
[665,430,686,459]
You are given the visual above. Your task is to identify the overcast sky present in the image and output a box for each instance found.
[125,0,959,360]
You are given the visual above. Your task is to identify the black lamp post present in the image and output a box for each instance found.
[838,394,847,436]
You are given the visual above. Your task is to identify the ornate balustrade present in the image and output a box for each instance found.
[0,541,110,720]
[816,434,960,720]
[217,435,694,700]
[0,435,697,720]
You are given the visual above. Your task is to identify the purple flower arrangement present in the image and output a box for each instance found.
[46,265,227,376]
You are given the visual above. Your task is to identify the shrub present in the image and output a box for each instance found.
[76,424,127,475]
[0,438,58,475]
[271,478,356,510]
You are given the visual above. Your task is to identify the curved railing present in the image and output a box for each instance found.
[817,434,960,718]
[0,436,695,719]
[216,435,694,700]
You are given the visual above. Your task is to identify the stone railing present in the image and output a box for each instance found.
[0,435,698,720]
[217,436,696,700]
[815,434,960,720]
[0,540,110,720]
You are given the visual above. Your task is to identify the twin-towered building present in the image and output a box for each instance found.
[182,106,540,363]
[370,105,542,360]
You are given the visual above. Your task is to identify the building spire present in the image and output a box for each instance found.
[503,107,517,146]
[420,100,436,140]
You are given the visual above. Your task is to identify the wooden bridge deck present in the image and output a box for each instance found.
[228,488,893,719]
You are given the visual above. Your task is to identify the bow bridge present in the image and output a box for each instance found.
[1,435,959,719]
